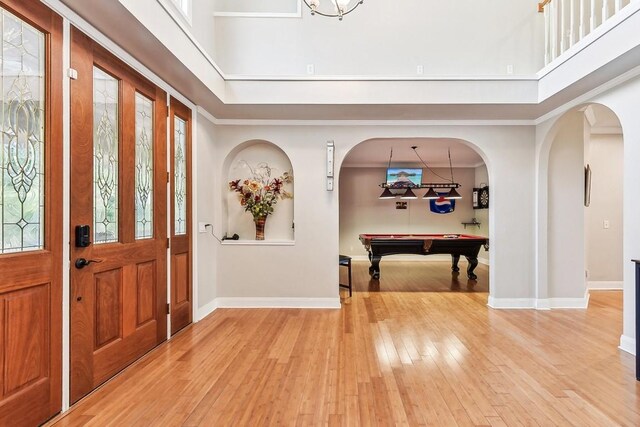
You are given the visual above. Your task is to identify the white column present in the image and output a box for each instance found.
[579,0,587,39]
[615,0,622,12]
[590,0,596,31]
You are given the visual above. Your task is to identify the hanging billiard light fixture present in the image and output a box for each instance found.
[411,146,462,200]
[303,0,364,20]
[378,146,461,200]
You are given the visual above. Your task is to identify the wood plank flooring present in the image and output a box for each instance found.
[49,261,638,426]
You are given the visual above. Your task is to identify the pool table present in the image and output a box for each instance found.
[359,233,489,280]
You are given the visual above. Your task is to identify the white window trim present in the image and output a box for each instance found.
[213,0,302,18]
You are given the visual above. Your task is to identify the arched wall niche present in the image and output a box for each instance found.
[536,103,623,307]
[222,139,295,241]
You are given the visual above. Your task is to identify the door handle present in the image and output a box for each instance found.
[75,258,102,269]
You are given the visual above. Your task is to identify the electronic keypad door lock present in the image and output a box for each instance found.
[75,225,91,247]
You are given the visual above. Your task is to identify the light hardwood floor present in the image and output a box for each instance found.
[50,261,638,426]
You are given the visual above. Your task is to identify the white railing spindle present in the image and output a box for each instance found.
[551,0,558,60]
[615,0,622,12]
[560,0,566,53]
[590,0,596,31]
[602,0,610,22]
[570,0,576,46]
[544,5,551,64]
[580,0,587,39]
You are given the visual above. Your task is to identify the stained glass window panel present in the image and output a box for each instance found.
[174,117,187,235]
[93,67,119,244]
[0,8,46,253]
[135,93,153,240]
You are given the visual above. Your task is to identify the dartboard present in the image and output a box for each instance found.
[479,187,489,209]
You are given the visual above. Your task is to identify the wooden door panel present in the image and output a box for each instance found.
[4,286,49,394]
[137,261,156,325]
[171,252,190,330]
[70,27,167,403]
[0,0,62,425]
[94,269,122,348]
[92,320,157,386]
[174,253,188,304]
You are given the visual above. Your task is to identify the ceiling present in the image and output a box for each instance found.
[342,138,484,168]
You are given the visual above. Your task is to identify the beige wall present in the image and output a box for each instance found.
[547,112,586,299]
[474,165,490,263]
[338,166,485,259]
[585,134,623,283]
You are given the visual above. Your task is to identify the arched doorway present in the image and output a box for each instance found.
[338,137,491,295]
[537,104,624,310]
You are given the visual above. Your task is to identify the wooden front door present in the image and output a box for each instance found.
[0,1,63,425]
[169,98,192,335]
[69,28,167,403]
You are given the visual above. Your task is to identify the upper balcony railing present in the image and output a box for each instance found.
[539,0,634,65]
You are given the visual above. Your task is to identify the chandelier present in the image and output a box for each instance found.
[379,146,462,200]
[303,0,364,20]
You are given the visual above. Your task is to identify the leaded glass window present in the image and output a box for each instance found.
[174,117,187,235]
[93,67,119,244]
[0,8,45,254]
[135,93,153,240]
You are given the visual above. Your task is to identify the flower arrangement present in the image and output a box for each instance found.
[229,162,293,239]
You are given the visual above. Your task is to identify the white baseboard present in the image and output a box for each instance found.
[587,281,623,290]
[488,292,590,310]
[215,297,341,309]
[487,296,535,309]
[619,334,636,356]
[546,293,590,309]
[196,299,218,321]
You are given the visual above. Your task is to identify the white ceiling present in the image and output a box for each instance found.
[342,138,485,168]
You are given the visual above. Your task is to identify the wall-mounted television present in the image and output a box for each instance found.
[386,168,422,188]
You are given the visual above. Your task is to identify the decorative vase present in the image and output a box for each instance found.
[254,215,267,240]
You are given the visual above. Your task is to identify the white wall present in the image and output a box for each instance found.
[191,1,218,61]
[213,1,544,76]
[195,112,218,311]
[585,134,623,284]
[206,124,535,305]
[547,111,586,299]
[339,167,484,258]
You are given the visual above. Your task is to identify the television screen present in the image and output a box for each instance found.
[386,168,422,188]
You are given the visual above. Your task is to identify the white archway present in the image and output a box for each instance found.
[338,137,492,295]
[536,104,624,309]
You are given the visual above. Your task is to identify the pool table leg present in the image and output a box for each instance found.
[451,255,461,273]
[369,255,381,279]
[466,256,479,280]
